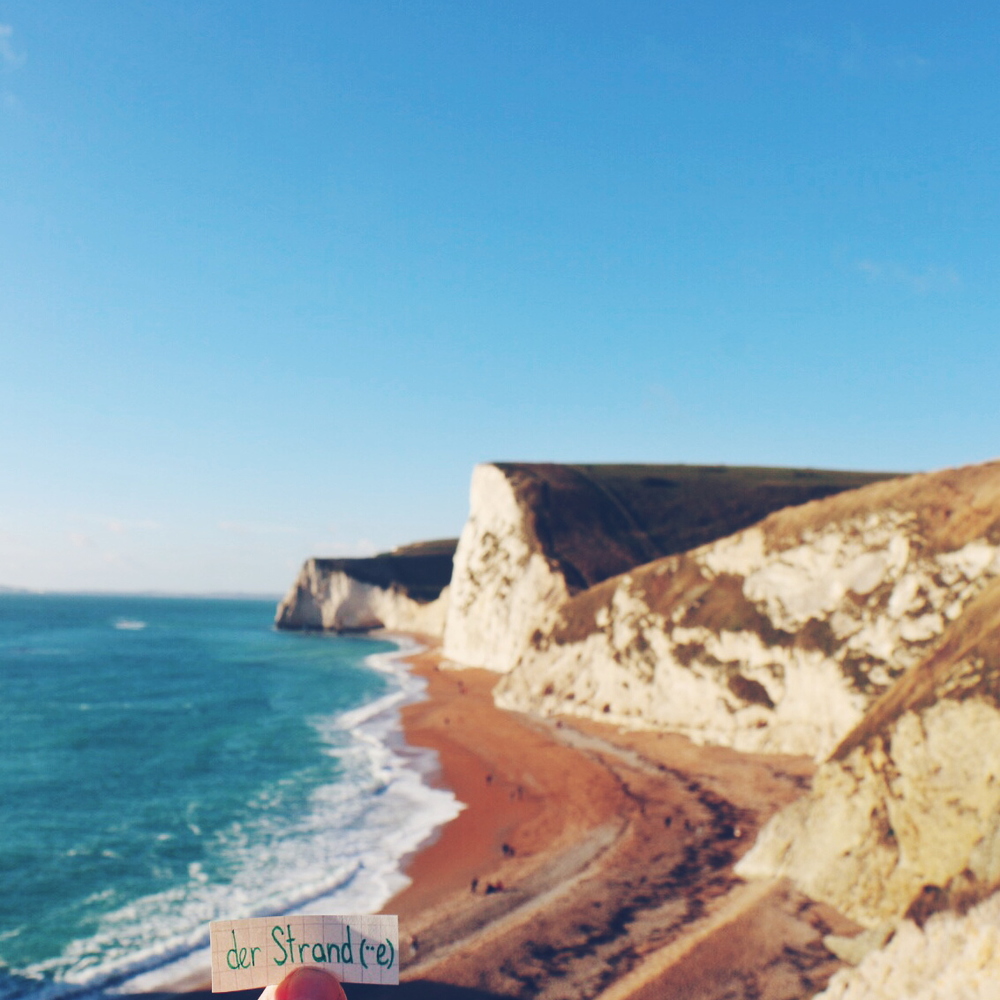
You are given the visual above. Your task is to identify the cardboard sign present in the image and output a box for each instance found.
[210,915,399,990]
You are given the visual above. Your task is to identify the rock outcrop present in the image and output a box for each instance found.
[496,461,1000,759]
[813,889,1000,1000]
[736,570,1000,928]
[275,539,456,635]
[443,462,893,672]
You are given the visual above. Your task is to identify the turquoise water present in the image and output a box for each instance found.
[0,595,458,999]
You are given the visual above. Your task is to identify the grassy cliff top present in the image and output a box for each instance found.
[312,539,458,603]
[494,462,902,592]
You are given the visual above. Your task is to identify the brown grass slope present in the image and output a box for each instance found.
[301,539,456,604]
[494,460,1000,760]
[759,458,1000,553]
[547,460,1000,675]
[275,539,458,630]
[494,462,898,594]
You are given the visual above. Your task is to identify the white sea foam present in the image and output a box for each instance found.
[112,620,146,631]
[10,635,461,999]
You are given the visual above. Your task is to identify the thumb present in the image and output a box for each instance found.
[273,967,348,1000]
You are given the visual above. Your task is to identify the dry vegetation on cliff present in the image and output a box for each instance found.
[498,461,1000,759]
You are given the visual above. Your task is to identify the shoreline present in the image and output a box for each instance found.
[172,636,858,1000]
[110,633,454,998]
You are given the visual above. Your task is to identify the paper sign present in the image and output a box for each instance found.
[210,915,399,990]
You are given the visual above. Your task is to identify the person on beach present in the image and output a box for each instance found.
[274,967,347,1000]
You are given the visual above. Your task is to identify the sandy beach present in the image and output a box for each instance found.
[175,640,858,1000]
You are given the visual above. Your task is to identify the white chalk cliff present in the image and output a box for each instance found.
[496,461,1000,760]
[812,889,1000,1000]
[442,464,570,671]
[275,540,456,636]
[276,558,450,635]
[441,461,889,673]
[736,569,1000,930]
[479,459,1000,992]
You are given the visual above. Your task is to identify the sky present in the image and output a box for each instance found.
[1,2,998,594]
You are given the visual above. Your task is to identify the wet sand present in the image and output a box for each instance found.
[177,642,859,1000]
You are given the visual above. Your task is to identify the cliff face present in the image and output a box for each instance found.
[480,458,1000,986]
[736,573,1000,929]
[495,462,1000,759]
[442,464,570,671]
[442,461,894,672]
[275,540,456,636]
[812,890,1000,1000]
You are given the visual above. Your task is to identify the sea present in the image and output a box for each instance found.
[0,594,461,1000]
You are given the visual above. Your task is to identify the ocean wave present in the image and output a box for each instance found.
[3,637,461,1000]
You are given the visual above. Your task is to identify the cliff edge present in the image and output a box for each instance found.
[443,462,894,672]
[497,461,1000,759]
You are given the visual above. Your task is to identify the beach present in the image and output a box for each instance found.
[179,639,857,1000]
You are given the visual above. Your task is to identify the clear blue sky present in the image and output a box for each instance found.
[1,2,997,593]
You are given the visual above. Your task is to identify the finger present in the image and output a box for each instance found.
[274,966,348,1000]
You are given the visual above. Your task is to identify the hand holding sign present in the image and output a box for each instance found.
[210,916,399,991]
[268,967,347,1000]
